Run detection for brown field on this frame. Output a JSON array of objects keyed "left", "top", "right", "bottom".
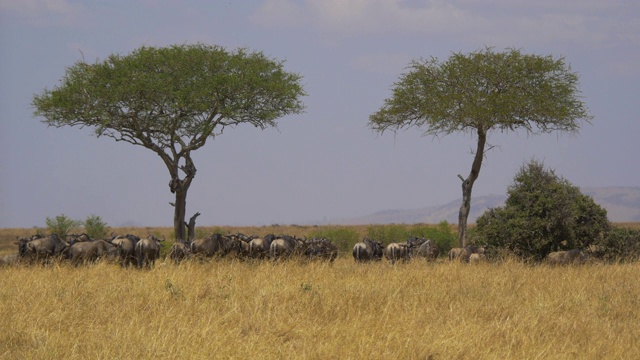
[{"left": 1, "top": 224, "right": 639, "bottom": 359}]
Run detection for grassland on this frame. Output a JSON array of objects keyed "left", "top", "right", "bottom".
[{"left": 1, "top": 225, "right": 639, "bottom": 359}]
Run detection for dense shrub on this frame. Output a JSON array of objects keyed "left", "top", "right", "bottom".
[
  {"left": 84, "top": 214, "right": 109, "bottom": 240},
  {"left": 473, "top": 160, "right": 610, "bottom": 260},
  {"left": 45, "top": 214, "right": 82, "bottom": 238},
  {"left": 592, "top": 226, "right": 640, "bottom": 262}
]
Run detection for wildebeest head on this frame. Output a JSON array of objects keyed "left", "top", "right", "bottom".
[{"left": 14, "top": 237, "right": 30, "bottom": 257}]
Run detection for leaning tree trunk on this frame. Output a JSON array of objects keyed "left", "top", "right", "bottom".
[
  {"left": 185, "top": 212, "right": 200, "bottom": 242},
  {"left": 457, "top": 127, "right": 487, "bottom": 248}
]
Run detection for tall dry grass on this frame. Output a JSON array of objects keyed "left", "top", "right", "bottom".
[{"left": 1, "top": 258, "right": 639, "bottom": 359}]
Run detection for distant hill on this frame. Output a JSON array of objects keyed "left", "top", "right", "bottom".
[{"left": 333, "top": 186, "right": 640, "bottom": 225}]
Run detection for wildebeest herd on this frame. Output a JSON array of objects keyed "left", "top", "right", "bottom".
[
  {"left": 1, "top": 232, "right": 587, "bottom": 267},
  {"left": 352, "top": 237, "right": 486, "bottom": 264},
  {"left": 3, "top": 233, "right": 339, "bottom": 267}
]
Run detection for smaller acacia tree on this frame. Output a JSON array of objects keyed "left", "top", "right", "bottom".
[
  {"left": 369, "top": 47, "right": 592, "bottom": 247},
  {"left": 473, "top": 160, "right": 610, "bottom": 260}
]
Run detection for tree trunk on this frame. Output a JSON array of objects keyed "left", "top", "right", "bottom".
[
  {"left": 457, "top": 128, "right": 487, "bottom": 248},
  {"left": 173, "top": 187, "right": 187, "bottom": 242},
  {"left": 457, "top": 177, "right": 472, "bottom": 248},
  {"left": 185, "top": 212, "right": 200, "bottom": 242},
  {"left": 167, "top": 154, "right": 196, "bottom": 242}
]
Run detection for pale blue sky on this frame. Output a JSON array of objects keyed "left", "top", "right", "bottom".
[{"left": 1, "top": 0, "right": 638, "bottom": 228}]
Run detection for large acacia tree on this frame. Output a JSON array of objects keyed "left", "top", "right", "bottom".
[
  {"left": 33, "top": 44, "right": 306, "bottom": 240},
  {"left": 369, "top": 47, "right": 592, "bottom": 247}
]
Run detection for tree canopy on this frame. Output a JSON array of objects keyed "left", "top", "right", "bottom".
[
  {"left": 473, "top": 160, "right": 610, "bottom": 260},
  {"left": 33, "top": 43, "right": 306, "bottom": 240},
  {"left": 369, "top": 47, "right": 592, "bottom": 247}
]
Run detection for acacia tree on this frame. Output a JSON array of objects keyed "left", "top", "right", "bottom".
[
  {"left": 33, "top": 44, "right": 306, "bottom": 241},
  {"left": 369, "top": 47, "right": 592, "bottom": 247}
]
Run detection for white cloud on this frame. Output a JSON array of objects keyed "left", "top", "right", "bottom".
[
  {"left": 251, "top": 0, "right": 640, "bottom": 47},
  {"left": 0, "top": 0, "right": 84, "bottom": 26}
]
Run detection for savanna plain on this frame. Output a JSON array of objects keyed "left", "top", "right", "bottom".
[{"left": 1, "top": 225, "right": 639, "bottom": 359}]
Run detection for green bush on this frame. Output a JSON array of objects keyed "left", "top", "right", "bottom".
[
  {"left": 473, "top": 160, "right": 610, "bottom": 261},
  {"left": 307, "top": 227, "right": 360, "bottom": 253},
  {"left": 365, "top": 222, "right": 455, "bottom": 256},
  {"left": 366, "top": 224, "right": 408, "bottom": 244},
  {"left": 45, "top": 214, "right": 82, "bottom": 238},
  {"left": 84, "top": 214, "right": 109, "bottom": 240},
  {"left": 592, "top": 226, "right": 640, "bottom": 262},
  {"left": 408, "top": 221, "right": 456, "bottom": 255}
]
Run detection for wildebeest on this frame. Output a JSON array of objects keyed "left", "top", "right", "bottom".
[
  {"left": 0, "top": 253, "right": 19, "bottom": 266},
  {"left": 15, "top": 237, "right": 31, "bottom": 258},
  {"left": 67, "top": 233, "right": 92, "bottom": 245},
  {"left": 449, "top": 245, "right": 485, "bottom": 262},
  {"left": 135, "top": 235, "right": 164, "bottom": 268},
  {"left": 546, "top": 249, "right": 586, "bottom": 265},
  {"left": 67, "top": 239, "right": 118, "bottom": 265},
  {"left": 469, "top": 253, "right": 487, "bottom": 264},
  {"left": 111, "top": 234, "right": 140, "bottom": 267},
  {"left": 24, "top": 234, "right": 70, "bottom": 262},
  {"left": 269, "top": 235, "right": 303, "bottom": 260},
  {"left": 413, "top": 239, "right": 440, "bottom": 261},
  {"left": 304, "top": 238, "right": 339, "bottom": 262},
  {"left": 384, "top": 242, "right": 410, "bottom": 265},
  {"left": 169, "top": 240, "right": 192, "bottom": 264},
  {"left": 448, "top": 247, "right": 469, "bottom": 261},
  {"left": 249, "top": 234, "right": 277, "bottom": 259},
  {"left": 352, "top": 238, "right": 384, "bottom": 262},
  {"left": 190, "top": 234, "right": 236, "bottom": 258}
]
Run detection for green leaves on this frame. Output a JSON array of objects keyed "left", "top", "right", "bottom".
[
  {"left": 369, "top": 47, "right": 591, "bottom": 137},
  {"left": 474, "top": 160, "right": 610, "bottom": 260},
  {"left": 45, "top": 214, "right": 83, "bottom": 237},
  {"left": 32, "top": 43, "right": 306, "bottom": 154}
]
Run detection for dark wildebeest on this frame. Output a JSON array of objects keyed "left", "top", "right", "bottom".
[
  {"left": 67, "top": 233, "right": 92, "bottom": 246},
  {"left": 414, "top": 239, "right": 440, "bottom": 261},
  {"left": 190, "top": 234, "right": 235, "bottom": 259},
  {"left": 111, "top": 234, "right": 140, "bottom": 267},
  {"left": 219, "top": 233, "right": 253, "bottom": 260},
  {"left": 135, "top": 235, "right": 164, "bottom": 268},
  {"left": 249, "top": 234, "right": 276, "bottom": 259},
  {"left": 67, "top": 239, "right": 118, "bottom": 265},
  {"left": 305, "top": 238, "right": 339, "bottom": 262},
  {"left": 384, "top": 242, "right": 410, "bottom": 265},
  {"left": 546, "top": 249, "right": 586, "bottom": 265},
  {"left": 15, "top": 237, "right": 31, "bottom": 258},
  {"left": 14, "top": 235, "right": 44, "bottom": 259},
  {"left": 352, "top": 238, "right": 384, "bottom": 262},
  {"left": 25, "top": 234, "right": 70, "bottom": 263},
  {"left": 169, "top": 240, "right": 192, "bottom": 264}
]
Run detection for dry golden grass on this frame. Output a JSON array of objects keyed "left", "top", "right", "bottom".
[{"left": 1, "top": 257, "right": 639, "bottom": 359}]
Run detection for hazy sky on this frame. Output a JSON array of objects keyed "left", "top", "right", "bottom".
[{"left": 1, "top": 0, "right": 638, "bottom": 228}]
